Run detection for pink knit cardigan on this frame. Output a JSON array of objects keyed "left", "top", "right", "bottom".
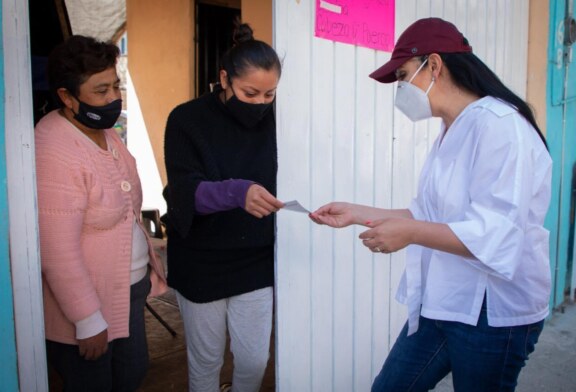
[{"left": 35, "top": 110, "right": 167, "bottom": 344}]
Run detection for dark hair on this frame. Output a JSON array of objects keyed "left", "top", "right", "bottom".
[
  {"left": 420, "top": 50, "right": 547, "bottom": 148},
  {"left": 47, "top": 35, "right": 120, "bottom": 107},
  {"left": 221, "top": 23, "right": 282, "bottom": 82}
]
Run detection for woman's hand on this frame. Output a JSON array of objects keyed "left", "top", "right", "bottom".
[
  {"left": 309, "top": 202, "right": 361, "bottom": 228},
  {"left": 78, "top": 329, "right": 108, "bottom": 360},
  {"left": 245, "top": 184, "right": 284, "bottom": 218},
  {"left": 359, "top": 218, "right": 415, "bottom": 253}
]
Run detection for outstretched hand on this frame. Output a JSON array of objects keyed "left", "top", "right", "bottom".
[
  {"left": 245, "top": 184, "right": 284, "bottom": 218},
  {"left": 309, "top": 202, "right": 359, "bottom": 228}
]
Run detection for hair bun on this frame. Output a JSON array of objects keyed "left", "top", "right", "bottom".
[{"left": 233, "top": 23, "right": 254, "bottom": 45}]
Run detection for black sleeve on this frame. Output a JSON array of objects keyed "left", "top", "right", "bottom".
[{"left": 163, "top": 103, "right": 219, "bottom": 238}]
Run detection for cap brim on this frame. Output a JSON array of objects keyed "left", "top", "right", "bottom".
[{"left": 369, "top": 57, "right": 408, "bottom": 83}]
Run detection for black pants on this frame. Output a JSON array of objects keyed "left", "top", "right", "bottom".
[{"left": 46, "top": 275, "right": 151, "bottom": 392}]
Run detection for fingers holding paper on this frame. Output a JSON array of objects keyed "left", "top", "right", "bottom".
[
  {"left": 309, "top": 202, "right": 361, "bottom": 228},
  {"left": 245, "top": 184, "right": 284, "bottom": 218},
  {"left": 310, "top": 202, "right": 419, "bottom": 253}
]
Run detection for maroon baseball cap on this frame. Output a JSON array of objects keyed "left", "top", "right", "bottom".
[{"left": 369, "top": 18, "right": 472, "bottom": 83}]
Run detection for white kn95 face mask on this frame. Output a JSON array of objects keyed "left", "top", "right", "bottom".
[{"left": 394, "top": 58, "right": 435, "bottom": 122}]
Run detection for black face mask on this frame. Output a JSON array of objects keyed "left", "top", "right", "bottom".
[
  {"left": 73, "top": 98, "right": 122, "bottom": 129},
  {"left": 224, "top": 88, "right": 273, "bottom": 128}
]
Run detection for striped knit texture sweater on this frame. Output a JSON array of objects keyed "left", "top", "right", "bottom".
[{"left": 35, "top": 110, "right": 167, "bottom": 344}]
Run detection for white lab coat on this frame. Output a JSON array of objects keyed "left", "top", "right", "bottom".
[{"left": 397, "top": 96, "right": 552, "bottom": 335}]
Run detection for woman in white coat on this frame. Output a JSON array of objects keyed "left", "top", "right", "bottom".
[{"left": 310, "top": 18, "right": 551, "bottom": 392}]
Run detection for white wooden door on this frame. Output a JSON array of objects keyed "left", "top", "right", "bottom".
[{"left": 274, "top": 1, "right": 530, "bottom": 391}]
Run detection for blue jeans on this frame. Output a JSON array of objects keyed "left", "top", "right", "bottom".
[
  {"left": 371, "top": 305, "right": 544, "bottom": 392},
  {"left": 46, "top": 274, "right": 151, "bottom": 392}
]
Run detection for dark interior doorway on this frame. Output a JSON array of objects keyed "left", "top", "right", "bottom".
[
  {"left": 196, "top": 2, "right": 241, "bottom": 97},
  {"left": 28, "top": 0, "right": 72, "bottom": 124}
]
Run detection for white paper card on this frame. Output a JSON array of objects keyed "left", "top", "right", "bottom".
[{"left": 283, "top": 200, "right": 310, "bottom": 214}]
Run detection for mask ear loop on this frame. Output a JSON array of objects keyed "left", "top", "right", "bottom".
[
  {"left": 408, "top": 56, "right": 429, "bottom": 84},
  {"left": 425, "top": 76, "right": 435, "bottom": 95},
  {"left": 223, "top": 69, "right": 237, "bottom": 102}
]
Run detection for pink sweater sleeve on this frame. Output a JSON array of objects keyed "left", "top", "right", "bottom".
[{"left": 36, "top": 139, "right": 102, "bottom": 325}]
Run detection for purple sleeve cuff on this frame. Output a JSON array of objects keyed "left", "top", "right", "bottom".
[{"left": 195, "top": 179, "right": 254, "bottom": 214}]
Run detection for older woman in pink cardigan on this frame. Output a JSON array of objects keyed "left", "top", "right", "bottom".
[{"left": 35, "top": 35, "right": 167, "bottom": 391}]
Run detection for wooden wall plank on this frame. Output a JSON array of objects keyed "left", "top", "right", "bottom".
[{"left": 275, "top": 0, "right": 313, "bottom": 390}]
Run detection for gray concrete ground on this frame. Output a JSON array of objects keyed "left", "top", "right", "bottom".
[
  {"left": 136, "top": 294, "right": 576, "bottom": 392},
  {"left": 433, "top": 301, "right": 576, "bottom": 392}
]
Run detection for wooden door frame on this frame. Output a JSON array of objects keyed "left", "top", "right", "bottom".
[{"left": 3, "top": 0, "right": 48, "bottom": 390}]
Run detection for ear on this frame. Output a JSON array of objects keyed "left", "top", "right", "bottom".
[
  {"left": 427, "top": 53, "right": 443, "bottom": 80},
  {"left": 219, "top": 70, "right": 229, "bottom": 89},
  {"left": 56, "top": 88, "right": 75, "bottom": 109}
]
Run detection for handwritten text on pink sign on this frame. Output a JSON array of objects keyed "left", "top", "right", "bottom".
[{"left": 315, "top": 0, "right": 395, "bottom": 52}]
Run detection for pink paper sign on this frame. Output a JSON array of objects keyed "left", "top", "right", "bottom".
[{"left": 315, "top": 0, "right": 395, "bottom": 52}]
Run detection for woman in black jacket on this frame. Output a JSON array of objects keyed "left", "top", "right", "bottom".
[{"left": 164, "top": 23, "right": 283, "bottom": 392}]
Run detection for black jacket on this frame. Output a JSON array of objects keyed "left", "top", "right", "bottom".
[{"left": 163, "top": 89, "right": 277, "bottom": 302}]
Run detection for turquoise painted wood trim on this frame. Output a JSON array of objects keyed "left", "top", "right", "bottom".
[
  {"left": 0, "top": 4, "right": 21, "bottom": 391},
  {"left": 544, "top": 0, "right": 576, "bottom": 309}
]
